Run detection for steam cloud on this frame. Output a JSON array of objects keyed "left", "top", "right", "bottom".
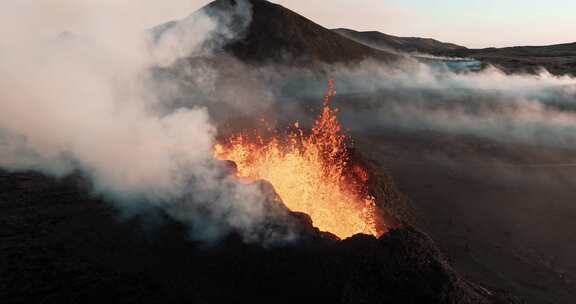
[
  {"left": 0, "top": 0, "right": 297, "bottom": 244},
  {"left": 330, "top": 60, "right": 576, "bottom": 148},
  {"left": 268, "top": 59, "right": 576, "bottom": 149}
]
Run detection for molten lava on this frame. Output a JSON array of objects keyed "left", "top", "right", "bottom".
[{"left": 214, "top": 81, "right": 381, "bottom": 239}]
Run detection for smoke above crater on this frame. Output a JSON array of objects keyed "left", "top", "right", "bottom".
[{"left": 0, "top": 0, "right": 299, "bottom": 244}]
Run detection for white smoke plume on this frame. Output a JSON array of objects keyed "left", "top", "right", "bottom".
[
  {"left": 266, "top": 59, "right": 576, "bottom": 149},
  {"left": 331, "top": 60, "right": 576, "bottom": 148},
  {"left": 0, "top": 0, "right": 297, "bottom": 243}
]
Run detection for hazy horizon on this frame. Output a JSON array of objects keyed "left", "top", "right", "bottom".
[{"left": 2, "top": 0, "right": 575, "bottom": 49}]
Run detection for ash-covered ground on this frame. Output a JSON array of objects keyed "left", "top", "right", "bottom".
[
  {"left": 0, "top": 168, "right": 521, "bottom": 304},
  {"left": 356, "top": 130, "right": 576, "bottom": 304}
]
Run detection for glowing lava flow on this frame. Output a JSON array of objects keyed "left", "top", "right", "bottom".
[{"left": 214, "top": 81, "right": 380, "bottom": 239}]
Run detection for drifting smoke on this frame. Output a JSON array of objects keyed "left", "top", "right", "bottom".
[
  {"left": 263, "top": 59, "right": 576, "bottom": 149},
  {"left": 0, "top": 0, "right": 300, "bottom": 244},
  {"left": 333, "top": 60, "right": 576, "bottom": 148}
]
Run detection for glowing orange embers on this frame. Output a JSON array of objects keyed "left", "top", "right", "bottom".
[{"left": 214, "top": 80, "right": 380, "bottom": 239}]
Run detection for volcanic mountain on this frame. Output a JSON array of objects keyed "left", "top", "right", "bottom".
[
  {"left": 333, "top": 28, "right": 467, "bottom": 54},
  {"left": 155, "top": 0, "right": 399, "bottom": 64}
]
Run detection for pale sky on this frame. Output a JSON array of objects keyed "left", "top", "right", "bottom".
[
  {"left": 3, "top": 0, "right": 575, "bottom": 48},
  {"left": 274, "top": 0, "right": 576, "bottom": 48}
]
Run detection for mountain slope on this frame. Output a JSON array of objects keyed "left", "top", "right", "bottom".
[
  {"left": 156, "top": 0, "right": 399, "bottom": 64},
  {"left": 223, "top": 0, "right": 398, "bottom": 63},
  {"left": 333, "top": 28, "right": 467, "bottom": 54}
]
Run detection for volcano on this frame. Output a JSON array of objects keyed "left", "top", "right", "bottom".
[
  {"left": 0, "top": 0, "right": 532, "bottom": 303},
  {"left": 0, "top": 169, "right": 523, "bottom": 303}
]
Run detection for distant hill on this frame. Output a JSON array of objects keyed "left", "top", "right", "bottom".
[
  {"left": 155, "top": 0, "right": 399, "bottom": 65},
  {"left": 439, "top": 43, "right": 576, "bottom": 75},
  {"left": 333, "top": 28, "right": 576, "bottom": 76},
  {"left": 333, "top": 28, "right": 467, "bottom": 54}
]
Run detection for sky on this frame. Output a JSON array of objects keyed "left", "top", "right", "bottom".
[
  {"left": 273, "top": 0, "right": 576, "bottom": 48},
  {"left": 2, "top": 0, "right": 574, "bottom": 48}
]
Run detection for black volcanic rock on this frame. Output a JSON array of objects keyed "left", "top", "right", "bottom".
[
  {"left": 334, "top": 28, "right": 467, "bottom": 54},
  {"left": 0, "top": 170, "right": 522, "bottom": 303},
  {"left": 222, "top": 0, "right": 398, "bottom": 64},
  {"left": 348, "top": 148, "right": 415, "bottom": 229}
]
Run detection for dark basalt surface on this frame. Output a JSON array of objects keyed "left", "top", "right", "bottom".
[
  {"left": 0, "top": 170, "right": 522, "bottom": 303},
  {"left": 221, "top": 0, "right": 397, "bottom": 64}
]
